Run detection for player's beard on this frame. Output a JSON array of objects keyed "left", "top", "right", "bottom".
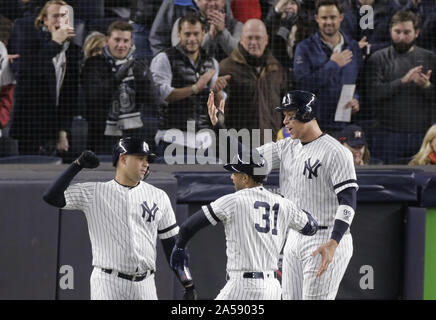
[{"left": 392, "top": 39, "right": 415, "bottom": 54}]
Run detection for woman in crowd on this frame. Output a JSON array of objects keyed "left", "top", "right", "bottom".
[{"left": 409, "top": 124, "right": 436, "bottom": 165}]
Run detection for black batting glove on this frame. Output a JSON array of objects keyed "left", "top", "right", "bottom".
[
  {"left": 75, "top": 150, "right": 100, "bottom": 169},
  {"left": 183, "top": 285, "right": 198, "bottom": 300},
  {"left": 170, "top": 246, "right": 189, "bottom": 270}
]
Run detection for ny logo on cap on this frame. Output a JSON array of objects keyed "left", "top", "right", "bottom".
[
  {"left": 143, "top": 142, "right": 149, "bottom": 152},
  {"left": 141, "top": 201, "right": 159, "bottom": 222},
  {"left": 282, "top": 94, "right": 292, "bottom": 106}
]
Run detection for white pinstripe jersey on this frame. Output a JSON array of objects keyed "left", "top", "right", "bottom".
[
  {"left": 258, "top": 134, "right": 358, "bottom": 227},
  {"left": 202, "top": 186, "right": 309, "bottom": 272},
  {"left": 63, "top": 180, "right": 179, "bottom": 273}
]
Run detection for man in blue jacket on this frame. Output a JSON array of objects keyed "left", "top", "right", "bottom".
[{"left": 293, "top": 0, "right": 363, "bottom": 136}]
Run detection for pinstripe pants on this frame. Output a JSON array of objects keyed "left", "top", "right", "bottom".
[
  {"left": 282, "top": 229, "right": 353, "bottom": 300},
  {"left": 215, "top": 271, "right": 282, "bottom": 300},
  {"left": 90, "top": 267, "right": 158, "bottom": 300}
]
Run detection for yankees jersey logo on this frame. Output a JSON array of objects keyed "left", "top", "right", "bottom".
[
  {"left": 141, "top": 201, "right": 159, "bottom": 222},
  {"left": 303, "top": 157, "right": 322, "bottom": 179}
]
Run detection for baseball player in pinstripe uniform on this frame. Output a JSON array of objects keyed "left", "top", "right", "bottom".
[
  {"left": 43, "top": 136, "right": 197, "bottom": 300},
  {"left": 208, "top": 90, "right": 358, "bottom": 300},
  {"left": 170, "top": 148, "right": 318, "bottom": 300}
]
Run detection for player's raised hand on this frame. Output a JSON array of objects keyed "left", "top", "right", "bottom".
[
  {"left": 311, "top": 239, "right": 338, "bottom": 277},
  {"left": 207, "top": 91, "right": 225, "bottom": 126},
  {"left": 75, "top": 150, "right": 100, "bottom": 169}
]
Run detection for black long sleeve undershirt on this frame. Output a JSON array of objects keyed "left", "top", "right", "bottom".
[
  {"left": 331, "top": 187, "right": 357, "bottom": 243},
  {"left": 176, "top": 210, "right": 213, "bottom": 249},
  {"left": 43, "top": 162, "right": 82, "bottom": 208}
]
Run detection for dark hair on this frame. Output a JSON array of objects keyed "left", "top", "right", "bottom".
[
  {"left": 390, "top": 10, "right": 420, "bottom": 30},
  {"left": 251, "top": 174, "right": 266, "bottom": 184},
  {"left": 107, "top": 20, "right": 133, "bottom": 37},
  {"left": 315, "top": 0, "right": 343, "bottom": 14},
  {"left": 178, "top": 14, "right": 205, "bottom": 32}
]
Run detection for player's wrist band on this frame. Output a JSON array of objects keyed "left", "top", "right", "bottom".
[{"left": 334, "top": 205, "right": 355, "bottom": 225}]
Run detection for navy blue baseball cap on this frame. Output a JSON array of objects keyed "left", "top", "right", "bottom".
[
  {"left": 112, "top": 136, "right": 156, "bottom": 167},
  {"left": 338, "top": 125, "right": 367, "bottom": 147},
  {"left": 224, "top": 148, "right": 267, "bottom": 179}
]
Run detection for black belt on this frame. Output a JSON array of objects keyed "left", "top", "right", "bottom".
[
  {"left": 226, "top": 272, "right": 278, "bottom": 280},
  {"left": 243, "top": 272, "right": 278, "bottom": 279},
  {"left": 318, "top": 226, "right": 328, "bottom": 230},
  {"left": 101, "top": 268, "right": 154, "bottom": 282}
]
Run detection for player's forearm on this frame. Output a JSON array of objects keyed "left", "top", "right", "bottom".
[
  {"left": 331, "top": 187, "right": 357, "bottom": 243},
  {"left": 43, "top": 162, "right": 82, "bottom": 208},
  {"left": 161, "top": 236, "right": 176, "bottom": 263},
  {"left": 176, "top": 210, "right": 212, "bottom": 248}
]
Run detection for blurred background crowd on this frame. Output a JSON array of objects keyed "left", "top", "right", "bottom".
[{"left": 0, "top": 0, "right": 436, "bottom": 166}]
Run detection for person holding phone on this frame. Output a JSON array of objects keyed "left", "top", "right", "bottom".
[{"left": 9, "top": 0, "right": 81, "bottom": 161}]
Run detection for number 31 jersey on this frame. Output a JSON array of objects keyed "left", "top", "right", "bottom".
[{"left": 201, "top": 186, "right": 309, "bottom": 272}]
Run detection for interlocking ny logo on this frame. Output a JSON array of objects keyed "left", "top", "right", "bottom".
[
  {"left": 303, "top": 157, "right": 322, "bottom": 179},
  {"left": 141, "top": 201, "right": 159, "bottom": 222}
]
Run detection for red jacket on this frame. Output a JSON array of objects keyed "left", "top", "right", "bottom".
[{"left": 0, "top": 83, "right": 14, "bottom": 128}]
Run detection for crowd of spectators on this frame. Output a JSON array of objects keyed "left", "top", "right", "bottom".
[{"left": 0, "top": 0, "right": 435, "bottom": 165}]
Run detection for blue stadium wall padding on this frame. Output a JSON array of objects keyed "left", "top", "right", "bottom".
[
  {"left": 402, "top": 207, "right": 426, "bottom": 300},
  {"left": 175, "top": 170, "right": 419, "bottom": 203},
  {"left": 420, "top": 176, "right": 436, "bottom": 207}
]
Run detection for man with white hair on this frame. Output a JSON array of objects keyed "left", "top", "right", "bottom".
[{"left": 218, "top": 18, "right": 288, "bottom": 144}]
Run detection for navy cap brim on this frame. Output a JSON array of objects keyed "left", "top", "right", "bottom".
[
  {"left": 128, "top": 152, "right": 157, "bottom": 162},
  {"left": 275, "top": 105, "right": 297, "bottom": 112},
  {"left": 223, "top": 163, "right": 241, "bottom": 173}
]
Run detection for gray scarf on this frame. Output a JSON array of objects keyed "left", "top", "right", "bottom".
[{"left": 101, "top": 45, "right": 143, "bottom": 136}]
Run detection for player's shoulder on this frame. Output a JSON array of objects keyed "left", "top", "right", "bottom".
[
  {"left": 321, "top": 134, "right": 351, "bottom": 153},
  {"left": 320, "top": 134, "right": 354, "bottom": 163},
  {"left": 69, "top": 180, "right": 99, "bottom": 190},
  {"left": 274, "top": 136, "right": 300, "bottom": 153},
  {"left": 138, "top": 181, "right": 168, "bottom": 196},
  {"left": 216, "top": 191, "right": 238, "bottom": 203}
]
